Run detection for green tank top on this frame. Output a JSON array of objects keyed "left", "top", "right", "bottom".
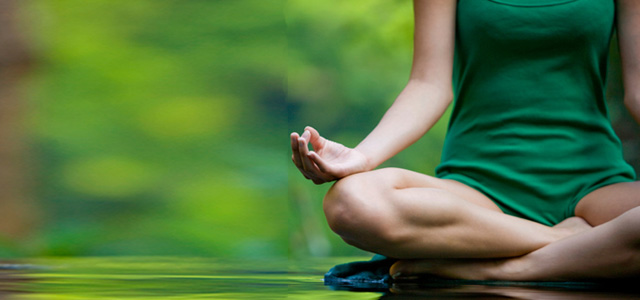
[{"left": 435, "top": 0, "right": 636, "bottom": 225}]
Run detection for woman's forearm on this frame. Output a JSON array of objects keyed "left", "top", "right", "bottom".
[{"left": 355, "top": 80, "right": 453, "bottom": 170}]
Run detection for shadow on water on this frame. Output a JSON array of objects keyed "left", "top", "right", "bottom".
[{"left": 0, "top": 257, "right": 637, "bottom": 299}]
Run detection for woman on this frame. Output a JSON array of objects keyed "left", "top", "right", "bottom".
[{"left": 291, "top": 0, "right": 640, "bottom": 281}]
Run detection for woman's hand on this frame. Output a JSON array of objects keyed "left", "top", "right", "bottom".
[{"left": 291, "top": 126, "right": 369, "bottom": 184}]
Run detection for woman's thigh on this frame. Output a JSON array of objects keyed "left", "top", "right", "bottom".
[
  {"left": 325, "top": 168, "right": 570, "bottom": 258},
  {"left": 575, "top": 181, "right": 640, "bottom": 226},
  {"left": 337, "top": 167, "right": 502, "bottom": 212}
]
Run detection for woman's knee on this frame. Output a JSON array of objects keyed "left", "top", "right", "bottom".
[
  {"left": 613, "top": 206, "right": 640, "bottom": 244},
  {"left": 322, "top": 168, "right": 458, "bottom": 252},
  {"left": 323, "top": 169, "right": 397, "bottom": 241}
]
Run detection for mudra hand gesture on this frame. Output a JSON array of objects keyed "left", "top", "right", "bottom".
[{"left": 291, "top": 126, "right": 369, "bottom": 184}]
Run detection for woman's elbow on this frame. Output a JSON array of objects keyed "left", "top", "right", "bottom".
[{"left": 623, "top": 94, "right": 640, "bottom": 123}]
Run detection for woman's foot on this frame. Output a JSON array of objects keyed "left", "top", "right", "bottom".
[
  {"left": 552, "top": 216, "right": 592, "bottom": 238},
  {"left": 389, "top": 217, "right": 593, "bottom": 281},
  {"left": 390, "top": 258, "right": 508, "bottom": 281}
]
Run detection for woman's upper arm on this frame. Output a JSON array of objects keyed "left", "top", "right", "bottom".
[
  {"left": 617, "top": 0, "right": 640, "bottom": 106},
  {"left": 410, "top": 0, "right": 457, "bottom": 93}
]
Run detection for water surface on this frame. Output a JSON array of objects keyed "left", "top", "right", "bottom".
[{"left": 0, "top": 257, "right": 637, "bottom": 299}]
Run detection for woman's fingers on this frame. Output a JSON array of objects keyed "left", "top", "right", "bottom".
[
  {"left": 297, "top": 133, "right": 313, "bottom": 170},
  {"left": 290, "top": 133, "right": 311, "bottom": 179},
  {"left": 297, "top": 132, "right": 331, "bottom": 183},
  {"left": 305, "top": 126, "right": 325, "bottom": 151},
  {"left": 301, "top": 130, "right": 311, "bottom": 146},
  {"left": 298, "top": 134, "right": 321, "bottom": 174},
  {"left": 293, "top": 154, "right": 312, "bottom": 180},
  {"left": 308, "top": 151, "right": 336, "bottom": 178},
  {"left": 290, "top": 133, "right": 304, "bottom": 169},
  {"left": 291, "top": 127, "right": 337, "bottom": 184},
  {"left": 292, "top": 132, "right": 318, "bottom": 180}
]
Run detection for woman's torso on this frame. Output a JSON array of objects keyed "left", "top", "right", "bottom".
[{"left": 435, "top": 0, "right": 636, "bottom": 225}]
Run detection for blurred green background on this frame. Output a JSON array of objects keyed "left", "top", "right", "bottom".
[
  {"left": 0, "top": 0, "right": 637, "bottom": 259},
  {"left": 2, "top": 0, "right": 286, "bottom": 257}
]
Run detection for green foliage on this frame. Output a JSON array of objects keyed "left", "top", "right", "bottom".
[
  {"left": 20, "top": 0, "right": 443, "bottom": 258},
  {"left": 21, "top": 0, "right": 287, "bottom": 257}
]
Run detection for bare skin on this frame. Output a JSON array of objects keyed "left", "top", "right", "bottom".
[
  {"left": 291, "top": 0, "right": 640, "bottom": 281},
  {"left": 322, "top": 167, "right": 586, "bottom": 259}
]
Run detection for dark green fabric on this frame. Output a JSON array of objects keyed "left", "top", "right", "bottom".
[{"left": 436, "top": 0, "right": 636, "bottom": 226}]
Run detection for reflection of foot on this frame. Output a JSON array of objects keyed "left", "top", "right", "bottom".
[
  {"left": 389, "top": 283, "right": 621, "bottom": 300},
  {"left": 553, "top": 216, "right": 592, "bottom": 239}
]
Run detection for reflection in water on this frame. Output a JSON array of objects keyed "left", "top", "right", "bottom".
[
  {"left": 0, "top": 257, "right": 637, "bottom": 299},
  {"left": 384, "top": 282, "right": 640, "bottom": 299}
]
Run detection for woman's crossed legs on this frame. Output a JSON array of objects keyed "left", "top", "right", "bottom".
[{"left": 323, "top": 168, "right": 640, "bottom": 281}]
